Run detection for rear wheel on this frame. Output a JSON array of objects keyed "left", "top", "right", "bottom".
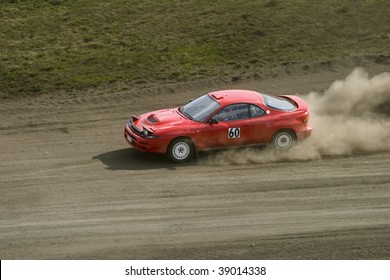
[
  {"left": 271, "top": 130, "right": 296, "bottom": 151},
  {"left": 167, "top": 137, "right": 195, "bottom": 163}
]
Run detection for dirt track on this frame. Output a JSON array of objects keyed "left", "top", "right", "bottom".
[{"left": 1, "top": 65, "right": 390, "bottom": 259}]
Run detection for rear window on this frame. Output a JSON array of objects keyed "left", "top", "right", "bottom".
[{"left": 262, "top": 94, "right": 296, "bottom": 111}]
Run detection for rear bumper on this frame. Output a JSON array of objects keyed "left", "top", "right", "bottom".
[
  {"left": 305, "top": 125, "right": 313, "bottom": 137},
  {"left": 296, "top": 124, "right": 313, "bottom": 141}
]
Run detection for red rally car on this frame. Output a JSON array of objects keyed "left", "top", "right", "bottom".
[{"left": 124, "top": 90, "right": 312, "bottom": 162}]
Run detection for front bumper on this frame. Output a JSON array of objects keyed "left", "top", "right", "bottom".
[{"left": 124, "top": 122, "right": 155, "bottom": 152}]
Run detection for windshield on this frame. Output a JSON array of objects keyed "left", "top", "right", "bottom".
[
  {"left": 262, "top": 94, "right": 296, "bottom": 111},
  {"left": 180, "top": 94, "right": 221, "bottom": 122}
]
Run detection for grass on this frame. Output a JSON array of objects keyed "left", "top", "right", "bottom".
[{"left": 0, "top": 0, "right": 389, "bottom": 98}]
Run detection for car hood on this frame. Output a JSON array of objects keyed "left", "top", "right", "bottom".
[{"left": 136, "top": 108, "right": 193, "bottom": 133}]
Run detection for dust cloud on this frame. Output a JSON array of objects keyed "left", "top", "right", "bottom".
[{"left": 204, "top": 68, "right": 390, "bottom": 165}]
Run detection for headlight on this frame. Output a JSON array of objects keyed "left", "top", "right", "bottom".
[
  {"left": 142, "top": 128, "right": 148, "bottom": 136},
  {"left": 142, "top": 127, "right": 159, "bottom": 139}
]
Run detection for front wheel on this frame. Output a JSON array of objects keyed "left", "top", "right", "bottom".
[
  {"left": 271, "top": 130, "right": 296, "bottom": 151},
  {"left": 167, "top": 138, "right": 195, "bottom": 163}
]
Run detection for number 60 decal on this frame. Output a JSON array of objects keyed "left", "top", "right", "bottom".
[{"left": 228, "top": 128, "right": 240, "bottom": 138}]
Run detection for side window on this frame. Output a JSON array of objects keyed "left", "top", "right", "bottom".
[
  {"left": 249, "top": 104, "right": 265, "bottom": 117},
  {"left": 214, "top": 104, "right": 249, "bottom": 122}
]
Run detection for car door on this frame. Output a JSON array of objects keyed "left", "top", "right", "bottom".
[
  {"left": 200, "top": 103, "right": 253, "bottom": 149},
  {"left": 249, "top": 104, "right": 270, "bottom": 144}
]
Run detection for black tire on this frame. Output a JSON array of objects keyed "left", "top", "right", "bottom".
[
  {"left": 167, "top": 137, "right": 195, "bottom": 163},
  {"left": 271, "top": 129, "right": 296, "bottom": 151}
]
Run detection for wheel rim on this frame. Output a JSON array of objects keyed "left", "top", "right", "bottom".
[
  {"left": 275, "top": 132, "right": 293, "bottom": 150},
  {"left": 172, "top": 141, "right": 190, "bottom": 160}
]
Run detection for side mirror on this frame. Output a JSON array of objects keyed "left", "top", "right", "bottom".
[{"left": 208, "top": 118, "right": 219, "bottom": 124}]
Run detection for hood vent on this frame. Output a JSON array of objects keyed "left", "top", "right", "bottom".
[{"left": 147, "top": 114, "right": 158, "bottom": 123}]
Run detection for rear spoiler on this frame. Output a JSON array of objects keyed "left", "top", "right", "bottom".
[{"left": 278, "top": 95, "right": 309, "bottom": 110}]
